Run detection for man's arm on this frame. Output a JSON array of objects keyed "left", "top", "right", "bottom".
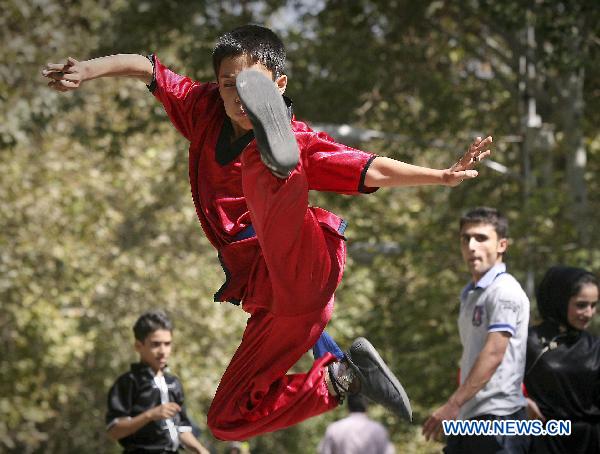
[
  {"left": 42, "top": 54, "right": 153, "bottom": 91},
  {"left": 106, "top": 402, "right": 181, "bottom": 441},
  {"left": 526, "top": 397, "right": 546, "bottom": 422},
  {"left": 422, "top": 331, "right": 510, "bottom": 441},
  {"left": 364, "top": 136, "right": 492, "bottom": 188},
  {"left": 179, "top": 431, "right": 211, "bottom": 454}
]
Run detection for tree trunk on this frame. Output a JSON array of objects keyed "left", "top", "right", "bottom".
[{"left": 560, "top": 67, "right": 589, "bottom": 246}]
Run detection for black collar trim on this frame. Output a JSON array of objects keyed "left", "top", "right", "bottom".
[{"left": 215, "top": 96, "right": 294, "bottom": 166}]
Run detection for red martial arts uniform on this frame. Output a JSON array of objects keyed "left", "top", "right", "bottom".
[{"left": 149, "top": 55, "right": 377, "bottom": 440}]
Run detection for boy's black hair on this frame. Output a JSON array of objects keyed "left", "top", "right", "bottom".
[
  {"left": 459, "top": 206, "right": 509, "bottom": 239},
  {"left": 212, "top": 24, "right": 286, "bottom": 80},
  {"left": 133, "top": 310, "right": 173, "bottom": 342}
]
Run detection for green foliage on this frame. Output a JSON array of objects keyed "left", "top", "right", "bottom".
[{"left": 1, "top": 0, "right": 598, "bottom": 452}]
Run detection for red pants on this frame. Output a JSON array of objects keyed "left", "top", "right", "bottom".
[{"left": 207, "top": 147, "right": 345, "bottom": 440}]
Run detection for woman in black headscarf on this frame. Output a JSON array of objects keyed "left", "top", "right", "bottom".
[{"left": 524, "top": 266, "right": 600, "bottom": 454}]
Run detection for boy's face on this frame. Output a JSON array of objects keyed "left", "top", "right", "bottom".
[
  {"left": 135, "top": 329, "right": 172, "bottom": 373},
  {"left": 459, "top": 222, "right": 507, "bottom": 282},
  {"left": 217, "top": 54, "right": 287, "bottom": 137}
]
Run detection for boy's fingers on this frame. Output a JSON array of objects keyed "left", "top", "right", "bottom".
[
  {"left": 459, "top": 170, "right": 478, "bottom": 180},
  {"left": 43, "top": 58, "right": 79, "bottom": 77},
  {"left": 48, "top": 80, "right": 65, "bottom": 91},
  {"left": 47, "top": 79, "right": 76, "bottom": 91},
  {"left": 468, "top": 139, "right": 479, "bottom": 154},
  {"left": 475, "top": 135, "right": 492, "bottom": 145},
  {"left": 44, "top": 63, "right": 65, "bottom": 71},
  {"left": 469, "top": 136, "right": 482, "bottom": 151},
  {"left": 466, "top": 136, "right": 492, "bottom": 164},
  {"left": 42, "top": 71, "right": 80, "bottom": 84},
  {"left": 66, "top": 56, "right": 79, "bottom": 66},
  {"left": 43, "top": 71, "right": 65, "bottom": 80},
  {"left": 476, "top": 136, "right": 493, "bottom": 151},
  {"left": 57, "top": 79, "right": 77, "bottom": 89},
  {"left": 62, "top": 73, "right": 81, "bottom": 82},
  {"left": 42, "top": 69, "right": 63, "bottom": 78},
  {"left": 470, "top": 149, "right": 491, "bottom": 164},
  {"left": 478, "top": 149, "right": 491, "bottom": 161},
  {"left": 470, "top": 135, "right": 492, "bottom": 153}
]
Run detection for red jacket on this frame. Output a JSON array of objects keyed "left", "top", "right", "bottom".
[{"left": 150, "top": 55, "right": 377, "bottom": 304}]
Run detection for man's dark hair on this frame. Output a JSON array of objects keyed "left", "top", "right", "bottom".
[
  {"left": 347, "top": 394, "right": 368, "bottom": 413},
  {"left": 212, "top": 24, "right": 286, "bottom": 80},
  {"left": 133, "top": 310, "right": 173, "bottom": 342},
  {"left": 459, "top": 206, "right": 509, "bottom": 239}
]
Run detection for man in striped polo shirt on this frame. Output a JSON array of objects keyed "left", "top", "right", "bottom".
[{"left": 423, "top": 207, "right": 530, "bottom": 453}]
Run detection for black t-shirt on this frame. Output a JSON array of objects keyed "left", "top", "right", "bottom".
[{"left": 106, "top": 363, "right": 193, "bottom": 453}]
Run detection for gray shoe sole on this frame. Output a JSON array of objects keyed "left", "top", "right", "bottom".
[
  {"left": 346, "top": 337, "right": 412, "bottom": 421},
  {"left": 236, "top": 70, "right": 299, "bottom": 178}
]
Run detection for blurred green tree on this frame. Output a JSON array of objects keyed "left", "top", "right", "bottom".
[{"left": 1, "top": 0, "right": 598, "bottom": 453}]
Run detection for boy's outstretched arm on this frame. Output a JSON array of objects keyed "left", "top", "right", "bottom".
[
  {"left": 364, "top": 136, "right": 492, "bottom": 188},
  {"left": 42, "top": 54, "right": 153, "bottom": 91}
]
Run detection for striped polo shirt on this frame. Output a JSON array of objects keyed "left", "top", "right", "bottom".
[{"left": 458, "top": 263, "right": 530, "bottom": 419}]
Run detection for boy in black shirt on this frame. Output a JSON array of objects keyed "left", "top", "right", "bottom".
[{"left": 106, "top": 310, "right": 209, "bottom": 453}]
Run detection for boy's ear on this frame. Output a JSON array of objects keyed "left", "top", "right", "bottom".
[
  {"left": 134, "top": 340, "right": 143, "bottom": 353},
  {"left": 497, "top": 237, "right": 508, "bottom": 254},
  {"left": 275, "top": 74, "right": 287, "bottom": 95}
]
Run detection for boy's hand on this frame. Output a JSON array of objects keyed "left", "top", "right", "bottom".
[
  {"left": 42, "top": 57, "right": 85, "bottom": 92},
  {"left": 148, "top": 402, "right": 181, "bottom": 420},
  {"left": 443, "top": 136, "right": 493, "bottom": 187}
]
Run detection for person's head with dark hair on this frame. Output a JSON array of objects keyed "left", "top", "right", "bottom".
[
  {"left": 459, "top": 207, "right": 509, "bottom": 282},
  {"left": 212, "top": 24, "right": 289, "bottom": 140},
  {"left": 133, "top": 310, "right": 173, "bottom": 342},
  {"left": 459, "top": 206, "right": 508, "bottom": 240},
  {"left": 537, "top": 266, "right": 599, "bottom": 331},
  {"left": 347, "top": 393, "right": 369, "bottom": 413},
  {"left": 213, "top": 24, "right": 286, "bottom": 80},
  {"left": 133, "top": 310, "right": 173, "bottom": 373}
]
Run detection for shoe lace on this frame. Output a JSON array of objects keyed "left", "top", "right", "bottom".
[{"left": 327, "top": 361, "right": 356, "bottom": 404}]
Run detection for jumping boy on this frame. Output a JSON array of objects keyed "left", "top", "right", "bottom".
[
  {"left": 44, "top": 24, "right": 492, "bottom": 441},
  {"left": 106, "top": 310, "right": 210, "bottom": 453}
]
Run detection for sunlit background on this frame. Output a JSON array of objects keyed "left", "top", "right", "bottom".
[{"left": 1, "top": 0, "right": 598, "bottom": 452}]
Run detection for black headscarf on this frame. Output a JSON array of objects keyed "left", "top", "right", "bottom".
[{"left": 536, "top": 265, "right": 595, "bottom": 328}]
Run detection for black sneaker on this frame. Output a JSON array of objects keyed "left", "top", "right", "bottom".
[
  {"left": 235, "top": 69, "right": 299, "bottom": 179},
  {"left": 345, "top": 337, "right": 412, "bottom": 421}
]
